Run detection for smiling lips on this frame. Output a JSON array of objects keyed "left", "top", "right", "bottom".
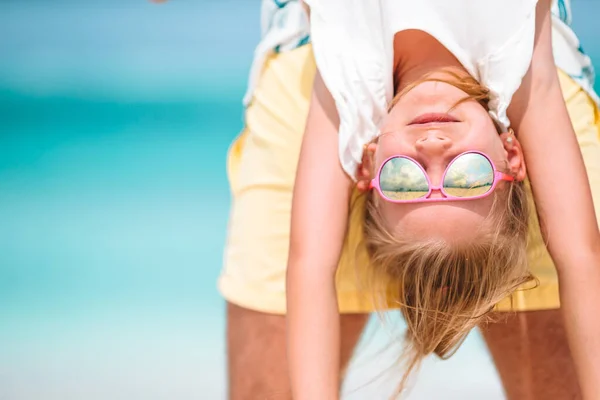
[{"left": 409, "top": 113, "right": 460, "bottom": 125}]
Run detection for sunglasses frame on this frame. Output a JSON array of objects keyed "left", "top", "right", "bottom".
[{"left": 369, "top": 150, "right": 515, "bottom": 203}]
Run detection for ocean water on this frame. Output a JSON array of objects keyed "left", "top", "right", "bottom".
[{"left": 0, "top": 1, "right": 598, "bottom": 399}]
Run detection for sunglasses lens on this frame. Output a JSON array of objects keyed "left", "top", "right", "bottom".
[
  {"left": 443, "top": 153, "right": 495, "bottom": 198},
  {"left": 379, "top": 157, "right": 429, "bottom": 201}
]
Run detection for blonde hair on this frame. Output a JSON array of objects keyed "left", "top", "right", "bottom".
[{"left": 364, "top": 67, "right": 533, "bottom": 394}]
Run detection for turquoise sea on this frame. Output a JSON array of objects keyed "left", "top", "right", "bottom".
[{"left": 1, "top": 1, "right": 599, "bottom": 399}]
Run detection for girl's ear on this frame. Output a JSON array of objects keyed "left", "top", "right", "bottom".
[
  {"left": 500, "top": 129, "right": 526, "bottom": 181},
  {"left": 356, "top": 142, "right": 377, "bottom": 192}
]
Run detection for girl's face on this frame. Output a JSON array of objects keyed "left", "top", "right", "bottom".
[{"left": 370, "top": 78, "right": 526, "bottom": 242}]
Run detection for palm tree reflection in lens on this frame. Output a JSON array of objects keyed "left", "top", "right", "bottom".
[
  {"left": 380, "top": 157, "right": 429, "bottom": 200},
  {"left": 443, "top": 153, "right": 494, "bottom": 198},
  {"left": 378, "top": 153, "right": 495, "bottom": 201}
]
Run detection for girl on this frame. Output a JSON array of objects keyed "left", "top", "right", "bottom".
[
  {"left": 286, "top": 0, "right": 600, "bottom": 398},
  {"left": 218, "top": 0, "right": 600, "bottom": 398}
]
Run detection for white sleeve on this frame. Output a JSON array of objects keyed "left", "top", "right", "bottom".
[
  {"left": 305, "top": 0, "right": 393, "bottom": 180},
  {"left": 479, "top": 2, "right": 537, "bottom": 131}
]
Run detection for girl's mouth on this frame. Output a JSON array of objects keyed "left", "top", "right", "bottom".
[{"left": 409, "top": 113, "right": 460, "bottom": 125}]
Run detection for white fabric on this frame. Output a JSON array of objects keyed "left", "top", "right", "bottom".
[
  {"left": 244, "top": 0, "right": 598, "bottom": 180},
  {"left": 306, "top": 0, "right": 539, "bottom": 178}
]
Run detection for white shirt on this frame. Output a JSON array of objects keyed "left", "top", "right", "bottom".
[{"left": 245, "top": 0, "right": 598, "bottom": 180}]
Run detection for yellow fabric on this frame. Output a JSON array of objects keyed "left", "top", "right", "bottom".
[{"left": 218, "top": 44, "right": 600, "bottom": 314}]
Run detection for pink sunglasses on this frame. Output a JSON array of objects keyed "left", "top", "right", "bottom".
[{"left": 369, "top": 151, "right": 514, "bottom": 203}]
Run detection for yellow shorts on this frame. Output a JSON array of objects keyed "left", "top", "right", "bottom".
[{"left": 218, "top": 44, "right": 600, "bottom": 314}]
